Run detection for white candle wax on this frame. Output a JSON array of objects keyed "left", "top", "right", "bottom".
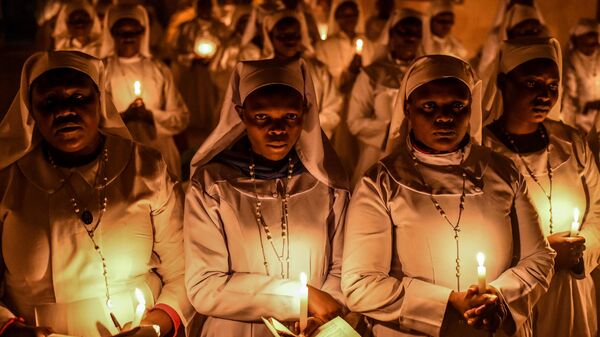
[
  {"left": 318, "top": 24, "right": 328, "bottom": 40},
  {"left": 132, "top": 288, "right": 145, "bottom": 328},
  {"left": 299, "top": 272, "right": 308, "bottom": 333},
  {"left": 133, "top": 81, "right": 142, "bottom": 98},
  {"left": 355, "top": 38, "right": 364, "bottom": 55},
  {"left": 476, "top": 252, "right": 486, "bottom": 293},
  {"left": 570, "top": 208, "right": 581, "bottom": 237}
]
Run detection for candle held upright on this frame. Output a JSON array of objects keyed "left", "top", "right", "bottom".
[
  {"left": 299, "top": 272, "right": 308, "bottom": 333},
  {"left": 133, "top": 81, "right": 142, "bottom": 98},
  {"left": 355, "top": 38, "right": 364, "bottom": 55},
  {"left": 476, "top": 252, "right": 487, "bottom": 293},
  {"left": 570, "top": 208, "right": 581, "bottom": 237}
]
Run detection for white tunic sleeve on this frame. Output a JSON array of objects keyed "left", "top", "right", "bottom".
[
  {"left": 313, "top": 64, "right": 343, "bottom": 138},
  {"left": 184, "top": 181, "right": 302, "bottom": 322},
  {"left": 347, "top": 71, "right": 388, "bottom": 147},
  {"left": 150, "top": 62, "right": 190, "bottom": 136},
  {"left": 562, "top": 61, "right": 579, "bottom": 127}
]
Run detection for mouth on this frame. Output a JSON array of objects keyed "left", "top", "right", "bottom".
[
  {"left": 266, "top": 142, "right": 288, "bottom": 150},
  {"left": 433, "top": 129, "right": 457, "bottom": 137},
  {"left": 532, "top": 106, "right": 551, "bottom": 113},
  {"left": 54, "top": 123, "right": 83, "bottom": 135}
]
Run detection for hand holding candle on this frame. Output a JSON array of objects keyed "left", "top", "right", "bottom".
[
  {"left": 299, "top": 272, "right": 308, "bottom": 333},
  {"left": 132, "top": 288, "right": 146, "bottom": 328},
  {"left": 570, "top": 208, "right": 581, "bottom": 237},
  {"left": 476, "top": 252, "right": 486, "bottom": 294},
  {"left": 354, "top": 38, "right": 364, "bottom": 55}
]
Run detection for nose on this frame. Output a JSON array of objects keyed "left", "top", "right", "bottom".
[
  {"left": 268, "top": 119, "right": 288, "bottom": 135},
  {"left": 536, "top": 85, "right": 553, "bottom": 102}
]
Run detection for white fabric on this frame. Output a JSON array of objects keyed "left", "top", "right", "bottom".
[
  {"left": 570, "top": 18, "right": 600, "bottom": 38},
  {"left": 385, "top": 54, "right": 483, "bottom": 154},
  {"left": 190, "top": 58, "right": 348, "bottom": 190},
  {"left": 326, "top": 0, "right": 365, "bottom": 38},
  {"left": 0, "top": 50, "right": 130, "bottom": 170},
  {"left": 99, "top": 4, "right": 151, "bottom": 58},
  {"left": 261, "top": 9, "right": 314, "bottom": 59},
  {"left": 483, "top": 37, "right": 563, "bottom": 125},
  {"left": 423, "top": 1, "right": 467, "bottom": 59},
  {"left": 52, "top": 0, "right": 102, "bottom": 56},
  {"left": 376, "top": 8, "right": 423, "bottom": 47}
]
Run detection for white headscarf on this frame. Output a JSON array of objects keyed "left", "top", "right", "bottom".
[
  {"left": 190, "top": 58, "right": 348, "bottom": 190},
  {"left": 567, "top": 18, "right": 600, "bottom": 51},
  {"left": 326, "top": 0, "right": 365, "bottom": 38},
  {"left": 99, "top": 4, "right": 151, "bottom": 58},
  {"left": 491, "top": 0, "right": 545, "bottom": 31},
  {"left": 422, "top": 0, "right": 457, "bottom": 56},
  {"left": 483, "top": 37, "right": 563, "bottom": 125},
  {"left": 261, "top": 9, "right": 314, "bottom": 59},
  {"left": 377, "top": 8, "right": 423, "bottom": 47},
  {"left": 0, "top": 50, "right": 130, "bottom": 170},
  {"left": 385, "top": 54, "right": 483, "bottom": 153},
  {"left": 52, "top": 0, "right": 102, "bottom": 48},
  {"left": 499, "top": 4, "right": 544, "bottom": 41}
]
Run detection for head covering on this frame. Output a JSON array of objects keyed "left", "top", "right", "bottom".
[
  {"left": 377, "top": 8, "right": 423, "bottom": 46},
  {"left": 430, "top": 0, "right": 453, "bottom": 17},
  {"left": 501, "top": 4, "right": 544, "bottom": 40},
  {"left": 422, "top": 1, "right": 461, "bottom": 57},
  {"left": 99, "top": 4, "right": 151, "bottom": 58},
  {"left": 240, "top": 3, "right": 287, "bottom": 47},
  {"left": 0, "top": 51, "right": 131, "bottom": 170},
  {"left": 327, "top": 0, "right": 365, "bottom": 38},
  {"left": 568, "top": 18, "right": 600, "bottom": 52},
  {"left": 385, "top": 54, "right": 482, "bottom": 153},
  {"left": 261, "top": 9, "right": 314, "bottom": 59},
  {"left": 190, "top": 58, "right": 348, "bottom": 190},
  {"left": 491, "top": 0, "right": 545, "bottom": 31},
  {"left": 483, "top": 37, "right": 563, "bottom": 124},
  {"left": 52, "top": 0, "right": 102, "bottom": 47}
]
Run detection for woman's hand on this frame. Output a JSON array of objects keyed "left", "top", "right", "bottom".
[
  {"left": 463, "top": 286, "right": 508, "bottom": 332},
  {"left": 307, "top": 286, "right": 343, "bottom": 323},
  {"left": 548, "top": 231, "right": 585, "bottom": 270},
  {"left": 449, "top": 285, "right": 497, "bottom": 316},
  {"left": 121, "top": 101, "right": 153, "bottom": 124},
  {"left": 348, "top": 54, "right": 362, "bottom": 74},
  {"left": 111, "top": 326, "right": 159, "bottom": 337},
  {"left": 2, "top": 321, "right": 53, "bottom": 337},
  {"left": 294, "top": 317, "right": 324, "bottom": 337}
]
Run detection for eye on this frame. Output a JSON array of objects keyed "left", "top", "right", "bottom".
[
  {"left": 526, "top": 80, "right": 536, "bottom": 88},
  {"left": 254, "top": 114, "right": 268, "bottom": 121},
  {"left": 452, "top": 102, "right": 466, "bottom": 111},
  {"left": 548, "top": 83, "right": 559, "bottom": 91},
  {"left": 285, "top": 113, "right": 299, "bottom": 120},
  {"left": 422, "top": 102, "right": 436, "bottom": 112}
]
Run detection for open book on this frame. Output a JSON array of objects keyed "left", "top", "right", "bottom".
[{"left": 261, "top": 316, "right": 360, "bottom": 337}]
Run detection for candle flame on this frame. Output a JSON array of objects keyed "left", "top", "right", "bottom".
[
  {"left": 573, "top": 208, "right": 580, "bottom": 223},
  {"left": 195, "top": 39, "right": 217, "bottom": 57},
  {"left": 135, "top": 288, "right": 145, "bottom": 306},
  {"left": 133, "top": 81, "right": 141, "bottom": 97},
  {"left": 355, "top": 38, "right": 364, "bottom": 53},
  {"left": 476, "top": 252, "right": 485, "bottom": 267},
  {"left": 300, "top": 272, "right": 307, "bottom": 286},
  {"left": 318, "top": 24, "right": 328, "bottom": 40}
]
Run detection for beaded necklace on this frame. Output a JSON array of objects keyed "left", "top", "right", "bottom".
[
  {"left": 502, "top": 125, "right": 554, "bottom": 233},
  {"left": 409, "top": 146, "right": 467, "bottom": 291},
  {"left": 249, "top": 156, "right": 293, "bottom": 279}
]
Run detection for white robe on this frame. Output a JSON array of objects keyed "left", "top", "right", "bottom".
[
  {"left": 563, "top": 50, "right": 600, "bottom": 133},
  {"left": 184, "top": 161, "right": 349, "bottom": 337},
  {"left": 342, "top": 140, "right": 555, "bottom": 337},
  {"left": 0, "top": 135, "right": 193, "bottom": 336},
  {"left": 483, "top": 119, "right": 600, "bottom": 337},
  {"left": 104, "top": 55, "right": 190, "bottom": 178},
  {"left": 425, "top": 35, "right": 467, "bottom": 60}
]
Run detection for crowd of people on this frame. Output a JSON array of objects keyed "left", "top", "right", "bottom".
[{"left": 0, "top": 0, "right": 598, "bottom": 336}]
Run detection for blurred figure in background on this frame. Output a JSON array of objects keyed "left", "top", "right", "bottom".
[
  {"left": 364, "top": 0, "right": 394, "bottom": 43},
  {"left": 422, "top": 0, "right": 467, "bottom": 59},
  {"left": 52, "top": 0, "right": 103, "bottom": 57}
]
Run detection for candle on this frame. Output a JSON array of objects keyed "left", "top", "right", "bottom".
[
  {"left": 476, "top": 252, "right": 486, "bottom": 293},
  {"left": 318, "top": 24, "right": 328, "bottom": 40},
  {"left": 355, "top": 38, "right": 364, "bottom": 55},
  {"left": 570, "top": 208, "right": 581, "bottom": 237},
  {"left": 195, "top": 39, "right": 217, "bottom": 58},
  {"left": 133, "top": 80, "right": 142, "bottom": 98},
  {"left": 132, "top": 288, "right": 145, "bottom": 328},
  {"left": 299, "top": 272, "right": 308, "bottom": 333}
]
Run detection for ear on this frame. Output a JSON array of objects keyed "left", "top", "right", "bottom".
[{"left": 235, "top": 105, "right": 245, "bottom": 120}]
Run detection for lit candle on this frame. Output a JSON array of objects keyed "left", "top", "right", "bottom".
[
  {"left": 195, "top": 39, "right": 217, "bottom": 58},
  {"left": 299, "top": 272, "right": 308, "bottom": 333},
  {"left": 476, "top": 252, "right": 486, "bottom": 293},
  {"left": 132, "top": 288, "right": 145, "bottom": 328},
  {"left": 318, "top": 24, "right": 328, "bottom": 41},
  {"left": 570, "top": 208, "right": 581, "bottom": 237},
  {"left": 355, "top": 38, "right": 364, "bottom": 55},
  {"left": 133, "top": 80, "right": 142, "bottom": 98}
]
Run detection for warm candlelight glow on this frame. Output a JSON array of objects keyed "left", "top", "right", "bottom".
[
  {"left": 299, "top": 272, "right": 308, "bottom": 333},
  {"left": 133, "top": 80, "right": 141, "bottom": 97},
  {"left": 476, "top": 252, "right": 486, "bottom": 293},
  {"left": 318, "top": 24, "right": 328, "bottom": 40},
  {"left": 195, "top": 39, "right": 217, "bottom": 58},
  {"left": 355, "top": 38, "right": 364, "bottom": 55},
  {"left": 570, "top": 208, "right": 581, "bottom": 237},
  {"left": 132, "top": 288, "right": 145, "bottom": 328}
]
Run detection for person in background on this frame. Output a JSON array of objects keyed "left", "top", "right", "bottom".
[
  {"left": 0, "top": 50, "right": 194, "bottom": 337},
  {"left": 563, "top": 18, "right": 600, "bottom": 133},
  {"left": 483, "top": 37, "right": 600, "bottom": 337},
  {"left": 364, "top": 0, "right": 394, "bottom": 43},
  {"left": 184, "top": 58, "right": 349, "bottom": 337},
  {"left": 422, "top": 0, "right": 467, "bottom": 60},
  {"left": 347, "top": 8, "right": 422, "bottom": 185},
  {"left": 102, "top": 4, "right": 190, "bottom": 179},
  {"left": 52, "top": 0, "right": 103, "bottom": 57}
]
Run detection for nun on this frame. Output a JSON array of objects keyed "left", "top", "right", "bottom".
[
  {"left": 422, "top": 0, "right": 467, "bottom": 60},
  {"left": 52, "top": 0, "right": 103, "bottom": 57},
  {"left": 342, "top": 54, "right": 555, "bottom": 337},
  {"left": 184, "top": 58, "right": 349, "bottom": 337}
]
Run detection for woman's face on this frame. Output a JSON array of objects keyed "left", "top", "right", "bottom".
[
  {"left": 335, "top": 3, "right": 359, "bottom": 36},
  {"left": 573, "top": 32, "right": 599, "bottom": 56},
  {"left": 507, "top": 19, "right": 543, "bottom": 39},
  {"left": 499, "top": 58, "right": 560, "bottom": 125},
  {"left": 430, "top": 12, "right": 454, "bottom": 38},
  {"left": 237, "top": 86, "right": 305, "bottom": 161},
  {"left": 111, "top": 18, "right": 144, "bottom": 58},
  {"left": 30, "top": 69, "right": 102, "bottom": 155},
  {"left": 67, "top": 9, "right": 93, "bottom": 41},
  {"left": 389, "top": 17, "right": 422, "bottom": 62},
  {"left": 406, "top": 78, "right": 471, "bottom": 152},
  {"left": 271, "top": 18, "right": 302, "bottom": 59}
]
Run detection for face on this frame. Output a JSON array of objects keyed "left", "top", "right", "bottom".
[
  {"left": 574, "top": 32, "right": 599, "bottom": 56},
  {"left": 507, "top": 19, "right": 543, "bottom": 39},
  {"left": 67, "top": 9, "right": 93, "bottom": 41},
  {"left": 196, "top": 0, "right": 213, "bottom": 20},
  {"left": 430, "top": 12, "right": 454, "bottom": 38},
  {"left": 406, "top": 78, "right": 471, "bottom": 152},
  {"left": 30, "top": 69, "right": 102, "bottom": 155},
  {"left": 237, "top": 86, "right": 305, "bottom": 161},
  {"left": 499, "top": 58, "right": 560, "bottom": 125},
  {"left": 111, "top": 18, "right": 144, "bottom": 58},
  {"left": 389, "top": 17, "right": 422, "bottom": 61},
  {"left": 271, "top": 19, "right": 302, "bottom": 59},
  {"left": 335, "top": 3, "right": 359, "bottom": 36}
]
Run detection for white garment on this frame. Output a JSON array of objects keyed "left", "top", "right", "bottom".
[
  {"left": 342, "top": 139, "right": 555, "bottom": 337},
  {"left": 52, "top": 0, "right": 103, "bottom": 57},
  {"left": 563, "top": 50, "right": 600, "bottom": 132},
  {"left": 483, "top": 120, "right": 600, "bottom": 337},
  {"left": 104, "top": 56, "right": 190, "bottom": 178}
]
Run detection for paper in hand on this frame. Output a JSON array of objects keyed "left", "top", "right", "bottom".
[{"left": 261, "top": 316, "right": 360, "bottom": 337}]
